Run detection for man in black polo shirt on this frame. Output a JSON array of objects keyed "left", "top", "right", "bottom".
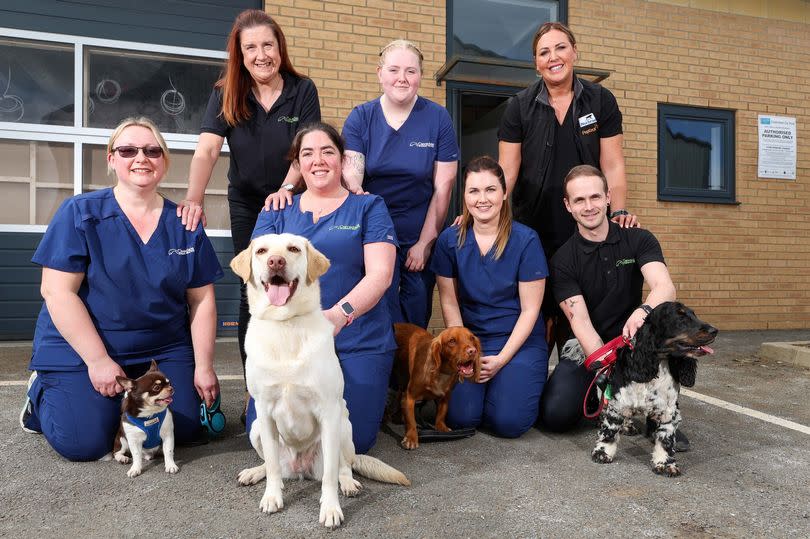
[{"left": 538, "top": 165, "right": 688, "bottom": 448}]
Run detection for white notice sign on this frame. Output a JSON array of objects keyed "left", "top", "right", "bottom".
[{"left": 758, "top": 115, "right": 796, "bottom": 179}]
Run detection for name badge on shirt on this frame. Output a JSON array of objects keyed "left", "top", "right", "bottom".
[{"left": 578, "top": 113, "right": 597, "bottom": 128}]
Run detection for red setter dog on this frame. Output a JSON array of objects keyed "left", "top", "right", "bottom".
[{"left": 393, "top": 323, "right": 481, "bottom": 450}]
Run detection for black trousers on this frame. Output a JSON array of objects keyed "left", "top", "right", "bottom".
[
  {"left": 228, "top": 189, "right": 265, "bottom": 379},
  {"left": 537, "top": 358, "right": 596, "bottom": 432}
]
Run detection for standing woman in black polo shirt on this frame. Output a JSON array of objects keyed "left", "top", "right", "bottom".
[
  {"left": 498, "top": 22, "right": 635, "bottom": 351},
  {"left": 177, "top": 9, "right": 320, "bottom": 401}
]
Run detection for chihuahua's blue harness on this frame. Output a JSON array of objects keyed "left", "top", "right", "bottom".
[{"left": 126, "top": 409, "right": 167, "bottom": 449}]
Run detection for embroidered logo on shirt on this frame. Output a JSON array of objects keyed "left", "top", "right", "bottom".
[
  {"left": 578, "top": 113, "right": 597, "bottom": 128},
  {"left": 329, "top": 224, "right": 361, "bottom": 231},
  {"left": 615, "top": 258, "right": 636, "bottom": 267},
  {"left": 168, "top": 247, "right": 195, "bottom": 256},
  {"left": 387, "top": 235, "right": 394, "bottom": 241},
  {"left": 278, "top": 116, "right": 299, "bottom": 123},
  {"left": 409, "top": 141, "right": 435, "bottom": 148}
]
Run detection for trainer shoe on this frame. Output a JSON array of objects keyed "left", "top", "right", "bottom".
[{"left": 19, "top": 371, "right": 41, "bottom": 434}]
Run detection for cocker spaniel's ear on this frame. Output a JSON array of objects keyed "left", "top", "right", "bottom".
[
  {"left": 624, "top": 323, "right": 660, "bottom": 383},
  {"left": 429, "top": 338, "right": 443, "bottom": 373},
  {"left": 305, "top": 241, "right": 330, "bottom": 285},
  {"left": 230, "top": 243, "right": 253, "bottom": 283},
  {"left": 671, "top": 356, "right": 698, "bottom": 387}
]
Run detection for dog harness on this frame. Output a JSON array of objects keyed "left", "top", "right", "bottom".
[
  {"left": 125, "top": 409, "right": 167, "bottom": 449},
  {"left": 583, "top": 336, "right": 634, "bottom": 419}
]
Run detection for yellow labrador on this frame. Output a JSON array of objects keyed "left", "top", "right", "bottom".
[{"left": 230, "top": 233, "right": 409, "bottom": 528}]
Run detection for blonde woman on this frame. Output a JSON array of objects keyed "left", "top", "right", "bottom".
[
  {"left": 20, "top": 117, "right": 223, "bottom": 460},
  {"left": 341, "top": 39, "right": 459, "bottom": 329},
  {"left": 431, "top": 156, "right": 547, "bottom": 438}
]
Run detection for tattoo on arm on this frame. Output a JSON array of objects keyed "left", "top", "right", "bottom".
[
  {"left": 566, "top": 299, "right": 577, "bottom": 320},
  {"left": 347, "top": 152, "right": 365, "bottom": 178}
]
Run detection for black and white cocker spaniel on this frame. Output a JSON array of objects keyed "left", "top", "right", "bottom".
[{"left": 591, "top": 301, "right": 717, "bottom": 476}]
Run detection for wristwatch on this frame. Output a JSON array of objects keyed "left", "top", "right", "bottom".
[
  {"left": 282, "top": 183, "right": 295, "bottom": 192},
  {"left": 639, "top": 303, "right": 653, "bottom": 316},
  {"left": 338, "top": 301, "right": 355, "bottom": 326}
]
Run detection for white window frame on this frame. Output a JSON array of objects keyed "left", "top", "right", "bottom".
[{"left": 0, "top": 26, "right": 231, "bottom": 236}]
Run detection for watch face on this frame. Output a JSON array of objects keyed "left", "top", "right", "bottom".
[{"left": 340, "top": 301, "right": 355, "bottom": 315}]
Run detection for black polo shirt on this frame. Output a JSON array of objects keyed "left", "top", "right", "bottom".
[
  {"left": 498, "top": 77, "right": 622, "bottom": 253},
  {"left": 550, "top": 222, "right": 665, "bottom": 342},
  {"left": 201, "top": 72, "right": 321, "bottom": 201}
]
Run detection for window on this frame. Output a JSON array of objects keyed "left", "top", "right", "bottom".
[
  {"left": 0, "top": 29, "right": 232, "bottom": 230},
  {"left": 438, "top": 0, "right": 564, "bottom": 87},
  {"left": 657, "top": 104, "right": 735, "bottom": 203}
]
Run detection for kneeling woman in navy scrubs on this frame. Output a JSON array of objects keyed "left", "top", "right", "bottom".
[
  {"left": 247, "top": 122, "right": 397, "bottom": 454},
  {"left": 20, "top": 118, "right": 224, "bottom": 461},
  {"left": 431, "top": 156, "right": 548, "bottom": 438}
]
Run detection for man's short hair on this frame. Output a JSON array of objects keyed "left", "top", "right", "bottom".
[{"left": 563, "top": 165, "right": 608, "bottom": 199}]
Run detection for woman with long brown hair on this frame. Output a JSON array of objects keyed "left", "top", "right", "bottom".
[
  {"left": 430, "top": 156, "right": 548, "bottom": 438},
  {"left": 177, "top": 10, "right": 320, "bottom": 403}
]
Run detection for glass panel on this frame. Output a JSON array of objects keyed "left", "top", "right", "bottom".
[
  {"left": 85, "top": 47, "right": 224, "bottom": 135},
  {"left": 452, "top": 0, "right": 557, "bottom": 62},
  {"left": 0, "top": 37, "right": 74, "bottom": 126},
  {"left": 82, "top": 144, "right": 231, "bottom": 230},
  {"left": 663, "top": 118, "right": 727, "bottom": 191},
  {"left": 0, "top": 139, "right": 73, "bottom": 224}
]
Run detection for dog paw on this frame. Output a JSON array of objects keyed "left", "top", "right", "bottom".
[
  {"left": 114, "top": 453, "right": 131, "bottom": 465},
  {"left": 319, "top": 502, "right": 344, "bottom": 529},
  {"left": 591, "top": 448, "right": 614, "bottom": 464},
  {"left": 259, "top": 487, "right": 284, "bottom": 514},
  {"left": 400, "top": 435, "right": 419, "bottom": 450},
  {"left": 126, "top": 466, "right": 143, "bottom": 478},
  {"left": 653, "top": 462, "right": 681, "bottom": 477},
  {"left": 339, "top": 475, "right": 362, "bottom": 497},
  {"left": 238, "top": 464, "right": 267, "bottom": 486},
  {"left": 165, "top": 463, "right": 179, "bottom": 474}
]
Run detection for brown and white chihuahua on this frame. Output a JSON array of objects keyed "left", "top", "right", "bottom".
[{"left": 113, "top": 360, "right": 179, "bottom": 478}]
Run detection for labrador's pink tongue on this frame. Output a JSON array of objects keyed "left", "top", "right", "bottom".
[{"left": 266, "top": 284, "right": 290, "bottom": 306}]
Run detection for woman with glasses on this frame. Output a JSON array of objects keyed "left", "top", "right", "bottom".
[{"left": 19, "top": 117, "right": 224, "bottom": 461}]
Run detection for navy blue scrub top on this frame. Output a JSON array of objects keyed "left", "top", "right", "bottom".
[
  {"left": 431, "top": 222, "right": 549, "bottom": 348},
  {"left": 342, "top": 96, "right": 458, "bottom": 245},
  {"left": 252, "top": 193, "right": 398, "bottom": 355},
  {"left": 30, "top": 188, "right": 224, "bottom": 371}
]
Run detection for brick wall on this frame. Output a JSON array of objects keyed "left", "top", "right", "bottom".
[
  {"left": 265, "top": 0, "right": 447, "bottom": 128},
  {"left": 570, "top": 0, "right": 810, "bottom": 329}
]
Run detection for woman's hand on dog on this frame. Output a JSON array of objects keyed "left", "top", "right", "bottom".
[
  {"left": 194, "top": 366, "right": 220, "bottom": 407},
  {"left": 478, "top": 355, "right": 506, "bottom": 383},
  {"left": 323, "top": 306, "right": 347, "bottom": 336},
  {"left": 88, "top": 357, "right": 126, "bottom": 397}
]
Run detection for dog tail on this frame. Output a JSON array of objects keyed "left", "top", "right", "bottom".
[{"left": 352, "top": 455, "right": 410, "bottom": 486}]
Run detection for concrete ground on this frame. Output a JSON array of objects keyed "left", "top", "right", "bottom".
[{"left": 1, "top": 329, "right": 809, "bottom": 538}]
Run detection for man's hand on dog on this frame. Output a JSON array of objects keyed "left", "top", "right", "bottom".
[
  {"left": 88, "top": 357, "right": 125, "bottom": 396},
  {"left": 622, "top": 308, "right": 648, "bottom": 339}
]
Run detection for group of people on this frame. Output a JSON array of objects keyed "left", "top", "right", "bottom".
[{"left": 21, "top": 11, "right": 687, "bottom": 463}]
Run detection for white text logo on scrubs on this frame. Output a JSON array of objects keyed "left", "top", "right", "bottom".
[
  {"left": 409, "top": 141, "right": 435, "bottom": 148},
  {"left": 168, "top": 247, "right": 195, "bottom": 256}
]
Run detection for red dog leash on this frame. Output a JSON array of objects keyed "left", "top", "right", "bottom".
[{"left": 582, "top": 336, "right": 634, "bottom": 419}]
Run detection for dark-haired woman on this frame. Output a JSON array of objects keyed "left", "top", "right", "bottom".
[
  {"left": 498, "top": 22, "right": 635, "bottom": 352},
  {"left": 248, "top": 122, "right": 397, "bottom": 454},
  {"left": 431, "top": 156, "right": 548, "bottom": 438},
  {"left": 177, "top": 10, "right": 320, "bottom": 388}
]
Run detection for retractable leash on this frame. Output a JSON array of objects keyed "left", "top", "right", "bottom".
[
  {"left": 200, "top": 394, "right": 226, "bottom": 435},
  {"left": 582, "top": 335, "right": 634, "bottom": 419}
]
